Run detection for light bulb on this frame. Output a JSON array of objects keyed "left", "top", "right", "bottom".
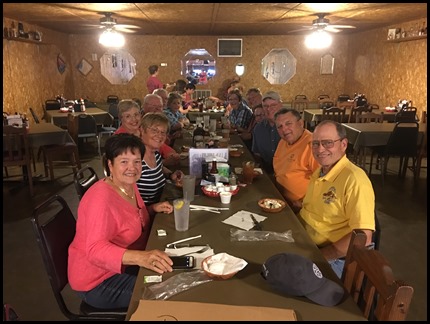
[
  {"left": 99, "top": 29, "right": 125, "bottom": 48},
  {"left": 305, "top": 30, "right": 332, "bottom": 49}
]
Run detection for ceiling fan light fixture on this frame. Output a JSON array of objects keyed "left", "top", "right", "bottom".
[
  {"left": 99, "top": 29, "right": 125, "bottom": 48},
  {"left": 305, "top": 29, "right": 332, "bottom": 49}
]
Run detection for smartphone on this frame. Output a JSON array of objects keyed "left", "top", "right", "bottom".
[{"left": 170, "top": 256, "right": 195, "bottom": 269}]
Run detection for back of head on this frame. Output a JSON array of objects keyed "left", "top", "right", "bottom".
[{"left": 148, "top": 64, "right": 158, "bottom": 75}]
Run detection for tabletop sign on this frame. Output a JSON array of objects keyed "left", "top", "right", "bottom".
[{"left": 189, "top": 148, "right": 228, "bottom": 178}]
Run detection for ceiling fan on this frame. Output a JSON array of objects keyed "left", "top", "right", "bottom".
[
  {"left": 290, "top": 13, "right": 356, "bottom": 34},
  {"left": 88, "top": 12, "right": 141, "bottom": 33}
]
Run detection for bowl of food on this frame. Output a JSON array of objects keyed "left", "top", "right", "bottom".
[
  {"left": 201, "top": 253, "right": 247, "bottom": 280},
  {"left": 258, "top": 198, "right": 286, "bottom": 213},
  {"left": 229, "top": 148, "right": 244, "bottom": 158},
  {"left": 202, "top": 185, "right": 239, "bottom": 198}
]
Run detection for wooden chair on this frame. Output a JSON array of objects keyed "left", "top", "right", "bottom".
[
  {"left": 357, "top": 112, "right": 383, "bottom": 123},
  {"left": 40, "top": 143, "right": 81, "bottom": 181},
  {"left": 367, "top": 103, "right": 379, "bottom": 111},
  {"left": 321, "top": 106, "right": 346, "bottom": 123},
  {"left": 292, "top": 98, "right": 309, "bottom": 114},
  {"left": 73, "top": 165, "right": 99, "bottom": 200},
  {"left": 319, "top": 98, "right": 335, "bottom": 109},
  {"left": 30, "top": 195, "right": 126, "bottom": 320},
  {"left": 294, "top": 94, "right": 307, "bottom": 100},
  {"left": 337, "top": 94, "right": 351, "bottom": 103},
  {"left": 349, "top": 105, "right": 372, "bottom": 123},
  {"left": 341, "top": 230, "right": 413, "bottom": 320},
  {"left": 29, "top": 107, "right": 40, "bottom": 124},
  {"left": 3, "top": 125, "right": 34, "bottom": 196}
]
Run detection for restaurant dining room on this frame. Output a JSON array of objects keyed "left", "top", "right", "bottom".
[{"left": 3, "top": 3, "right": 427, "bottom": 321}]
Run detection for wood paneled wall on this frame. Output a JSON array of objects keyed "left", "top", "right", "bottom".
[{"left": 3, "top": 17, "right": 426, "bottom": 126}]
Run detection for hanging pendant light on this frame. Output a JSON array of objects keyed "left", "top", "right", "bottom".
[
  {"left": 305, "top": 29, "right": 332, "bottom": 49},
  {"left": 99, "top": 28, "right": 125, "bottom": 48}
]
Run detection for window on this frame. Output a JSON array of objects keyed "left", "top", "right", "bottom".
[{"left": 217, "top": 39, "right": 242, "bottom": 57}]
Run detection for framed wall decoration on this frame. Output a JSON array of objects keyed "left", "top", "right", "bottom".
[
  {"left": 320, "top": 53, "right": 334, "bottom": 75},
  {"left": 57, "top": 54, "right": 66, "bottom": 74},
  {"left": 77, "top": 58, "right": 93, "bottom": 76}
]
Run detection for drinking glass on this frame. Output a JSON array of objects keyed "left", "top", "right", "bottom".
[
  {"left": 182, "top": 175, "right": 196, "bottom": 201},
  {"left": 242, "top": 161, "right": 255, "bottom": 184},
  {"left": 173, "top": 199, "right": 190, "bottom": 231}
]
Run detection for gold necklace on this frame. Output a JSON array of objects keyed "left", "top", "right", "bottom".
[{"left": 109, "top": 177, "right": 135, "bottom": 200}]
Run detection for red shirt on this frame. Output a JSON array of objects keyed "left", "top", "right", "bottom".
[{"left": 146, "top": 75, "right": 163, "bottom": 94}]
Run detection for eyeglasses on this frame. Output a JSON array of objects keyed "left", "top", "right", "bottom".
[
  {"left": 147, "top": 127, "right": 167, "bottom": 137},
  {"left": 262, "top": 103, "right": 279, "bottom": 109},
  {"left": 311, "top": 138, "right": 343, "bottom": 149}
]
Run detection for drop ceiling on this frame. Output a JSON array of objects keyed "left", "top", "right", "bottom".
[{"left": 3, "top": 3, "right": 427, "bottom": 36}]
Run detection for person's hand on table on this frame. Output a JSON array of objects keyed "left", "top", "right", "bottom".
[
  {"left": 153, "top": 201, "right": 173, "bottom": 214},
  {"left": 137, "top": 250, "right": 174, "bottom": 274}
]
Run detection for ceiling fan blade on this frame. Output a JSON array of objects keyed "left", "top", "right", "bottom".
[
  {"left": 325, "top": 26, "right": 343, "bottom": 33},
  {"left": 330, "top": 24, "right": 356, "bottom": 29},
  {"left": 115, "top": 25, "right": 140, "bottom": 33}
]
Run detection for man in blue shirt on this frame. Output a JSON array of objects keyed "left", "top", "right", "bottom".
[{"left": 252, "top": 91, "right": 282, "bottom": 174}]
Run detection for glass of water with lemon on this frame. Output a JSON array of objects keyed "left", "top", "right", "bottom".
[{"left": 173, "top": 198, "right": 190, "bottom": 231}]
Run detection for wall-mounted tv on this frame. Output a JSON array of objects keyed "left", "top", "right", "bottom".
[{"left": 217, "top": 38, "right": 242, "bottom": 57}]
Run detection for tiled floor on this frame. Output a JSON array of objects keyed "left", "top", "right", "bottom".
[{"left": 3, "top": 142, "right": 427, "bottom": 321}]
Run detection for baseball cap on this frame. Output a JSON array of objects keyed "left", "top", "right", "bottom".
[
  {"left": 261, "top": 253, "right": 345, "bottom": 307},
  {"left": 262, "top": 91, "right": 282, "bottom": 102}
]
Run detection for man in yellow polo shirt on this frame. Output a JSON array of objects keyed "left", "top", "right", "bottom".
[
  {"left": 273, "top": 108, "right": 319, "bottom": 213},
  {"left": 299, "top": 120, "right": 375, "bottom": 278}
]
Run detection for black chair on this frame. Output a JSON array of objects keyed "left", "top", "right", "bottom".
[
  {"left": 77, "top": 114, "right": 100, "bottom": 154},
  {"left": 45, "top": 100, "right": 61, "bottom": 111},
  {"left": 30, "top": 195, "right": 126, "bottom": 320},
  {"left": 108, "top": 103, "right": 120, "bottom": 128},
  {"left": 107, "top": 95, "right": 119, "bottom": 104},
  {"left": 369, "top": 122, "right": 419, "bottom": 186},
  {"left": 97, "top": 113, "right": 117, "bottom": 156},
  {"left": 395, "top": 107, "right": 417, "bottom": 122},
  {"left": 74, "top": 166, "right": 99, "bottom": 200},
  {"left": 29, "top": 107, "right": 40, "bottom": 124}
]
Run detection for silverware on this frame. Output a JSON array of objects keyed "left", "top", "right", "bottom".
[
  {"left": 166, "top": 235, "right": 202, "bottom": 248},
  {"left": 175, "top": 245, "right": 211, "bottom": 257},
  {"left": 250, "top": 214, "right": 263, "bottom": 230}
]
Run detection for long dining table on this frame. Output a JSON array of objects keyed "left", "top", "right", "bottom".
[
  {"left": 343, "top": 122, "right": 426, "bottom": 168},
  {"left": 126, "top": 130, "right": 366, "bottom": 321},
  {"left": 44, "top": 107, "right": 109, "bottom": 128}
]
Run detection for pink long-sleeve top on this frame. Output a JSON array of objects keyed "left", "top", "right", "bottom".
[{"left": 68, "top": 179, "right": 150, "bottom": 291}]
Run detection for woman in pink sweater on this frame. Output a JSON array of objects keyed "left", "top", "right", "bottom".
[{"left": 68, "top": 134, "right": 173, "bottom": 309}]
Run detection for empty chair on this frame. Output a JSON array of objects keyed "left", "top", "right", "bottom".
[
  {"left": 395, "top": 107, "right": 417, "bottom": 122},
  {"left": 292, "top": 98, "right": 309, "bottom": 114},
  {"left": 77, "top": 114, "right": 100, "bottom": 154},
  {"left": 341, "top": 230, "right": 413, "bottom": 320},
  {"left": 357, "top": 112, "right": 383, "bottom": 123},
  {"left": 3, "top": 125, "right": 34, "bottom": 196},
  {"left": 108, "top": 103, "right": 120, "bottom": 128},
  {"left": 29, "top": 107, "right": 40, "bottom": 124},
  {"left": 317, "top": 94, "right": 330, "bottom": 100},
  {"left": 294, "top": 94, "right": 307, "bottom": 100},
  {"left": 337, "top": 94, "right": 351, "bottom": 103},
  {"left": 349, "top": 105, "right": 372, "bottom": 123},
  {"left": 97, "top": 113, "right": 117, "bottom": 156},
  {"left": 321, "top": 106, "right": 346, "bottom": 123},
  {"left": 367, "top": 103, "right": 379, "bottom": 111},
  {"left": 74, "top": 165, "right": 99, "bottom": 200},
  {"left": 45, "top": 99, "right": 61, "bottom": 111},
  {"left": 319, "top": 98, "right": 335, "bottom": 109},
  {"left": 30, "top": 195, "right": 126, "bottom": 320},
  {"left": 369, "top": 122, "right": 419, "bottom": 185},
  {"left": 40, "top": 142, "right": 81, "bottom": 181},
  {"left": 107, "top": 95, "right": 119, "bottom": 104}
]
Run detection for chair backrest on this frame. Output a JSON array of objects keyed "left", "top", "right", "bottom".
[
  {"left": 384, "top": 122, "right": 419, "bottom": 157},
  {"left": 30, "top": 195, "right": 126, "bottom": 320},
  {"left": 395, "top": 107, "right": 417, "bottom": 122},
  {"left": 367, "top": 103, "right": 379, "bottom": 111},
  {"left": 357, "top": 112, "right": 383, "bottom": 123},
  {"left": 292, "top": 98, "right": 309, "bottom": 114},
  {"left": 73, "top": 166, "right": 99, "bottom": 200},
  {"left": 317, "top": 94, "right": 330, "bottom": 100},
  {"left": 341, "top": 230, "right": 414, "bottom": 320},
  {"left": 107, "top": 95, "right": 119, "bottom": 104},
  {"left": 337, "top": 94, "right": 351, "bottom": 102},
  {"left": 321, "top": 106, "right": 346, "bottom": 122},
  {"left": 319, "top": 98, "right": 335, "bottom": 109},
  {"left": 29, "top": 107, "right": 40, "bottom": 124},
  {"left": 108, "top": 103, "right": 120, "bottom": 128},
  {"left": 77, "top": 114, "right": 97, "bottom": 136},
  {"left": 3, "top": 125, "right": 31, "bottom": 169},
  {"left": 420, "top": 110, "right": 427, "bottom": 123},
  {"left": 294, "top": 94, "right": 307, "bottom": 100},
  {"left": 45, "top": 100, "right": 61, "bottom": 111},
  {"left": 349, "top": 105, "right": 372, "bottom": 123}
]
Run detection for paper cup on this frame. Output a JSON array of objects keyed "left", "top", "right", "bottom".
[{"left": 220, "top": 192, "right": 232, "bottom": 204}]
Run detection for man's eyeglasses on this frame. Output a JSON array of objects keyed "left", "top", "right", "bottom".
[
  {"left": 262, "top": 103, "right": 279, "bottom": 109},
  {"left": 147, "top": 127, "right": 167, "bottom": 137},
  {"left": 311, "top": 138, "right": 343, "bottom": 149}
]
